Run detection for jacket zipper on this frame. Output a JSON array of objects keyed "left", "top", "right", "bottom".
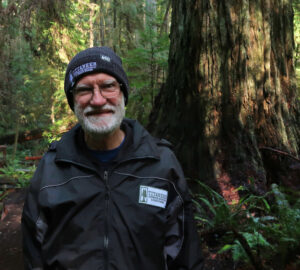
[{"left": 104, "top": 170, "right": 109, "bottom": 270}]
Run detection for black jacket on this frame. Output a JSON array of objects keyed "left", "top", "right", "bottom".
[{"left": 22, "top": 119, "right": 204, "bottom": 270}]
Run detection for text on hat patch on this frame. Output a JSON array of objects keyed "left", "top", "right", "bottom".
[{"left": 72, "top": 62, "right": 97, "bottom": 78}]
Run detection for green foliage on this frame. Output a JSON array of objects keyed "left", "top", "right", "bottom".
[
  {"left": 0, "top": 0, "right": 90, "bottom": 142},
  {"left": 220, "top": 232, "right": 273, "bottom": 262},
  {"left": 194, "top": 181, "right": 300, "bottom": 269},
  {"left": 0, "top": 143, "right": 46, "bottom": 190},
  {"left": 124, "top": 7, "right": 169, "bottom": 125},
  {"left": 266, "top": 184, "right": 300, "bottom": 263},
  {"left": 0, "top": 0, "right": 171, "bottom": 139},
  {"left": 0, "top": 159, "right": 36, "bottom": 188}
]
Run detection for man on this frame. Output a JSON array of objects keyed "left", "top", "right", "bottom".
[{"left": 22, "top": 47, "right": 204, "bottom": 270}]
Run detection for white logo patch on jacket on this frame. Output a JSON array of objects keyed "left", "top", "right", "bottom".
[{"left": 139, "top": 185, "right": 168, "bottom": 208}]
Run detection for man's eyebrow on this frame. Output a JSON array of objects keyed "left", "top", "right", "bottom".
[
  {"left": 102, "top": 79, "right": 117, "bottom": 84},
  {"left": 74, "top": 83, "right": 92, "bottom": 89}
]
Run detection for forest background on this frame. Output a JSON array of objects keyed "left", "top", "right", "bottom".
[{"left": 0, "top": 0, "right": 299, "bottom": 269}]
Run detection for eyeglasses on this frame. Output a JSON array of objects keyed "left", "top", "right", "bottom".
[{"left": 73, "top": 80, "right": 122, "bottom": 99}]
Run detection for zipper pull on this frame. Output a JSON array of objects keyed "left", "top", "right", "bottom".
[
  {"left": 104, "top": 236, "right": 109, "bottom": 248},
  {"left": 104, "top": 170, "right": 109, "bottom": 200},
  {"left": 104, "top": 170, "right": 108, "bottom": 181}
]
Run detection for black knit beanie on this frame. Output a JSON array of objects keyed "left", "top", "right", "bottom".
[{"left": 64, "top": 46, "right": 129, "bottom": 110}]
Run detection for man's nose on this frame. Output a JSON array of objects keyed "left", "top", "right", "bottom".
[{"left": 90, "top": 87, "right": 107, "bottom": 106}]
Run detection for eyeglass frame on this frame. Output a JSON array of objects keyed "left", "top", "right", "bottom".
[{"left": 72, "top": 79, "right": 123, "bottom": 99}]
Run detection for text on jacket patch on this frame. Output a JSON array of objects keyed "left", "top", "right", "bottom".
[{"left": 139, "top": 185, "right": 168, "bottom": 208}]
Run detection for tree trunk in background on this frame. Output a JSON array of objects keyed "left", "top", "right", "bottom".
[
  {"left": 51, "top": 103, "right": 55, "bottom": 124},
  {"left": 159, "top": 0, "right": 171, "bottom": 37},
  {"left": 12, "top": 117, "right": 20, "bottom": 161},
  {"left": 89, "top": 5, "right": 95, "bottom": 47},
  {"left": 113, "top": 0, "right": 117, "bottom": 52},
  {"left": 149, "top": 0, "right": 300, "bottom": 193},
  {"left": 99, "top": 0, "right": 105, "bottom": 46}
]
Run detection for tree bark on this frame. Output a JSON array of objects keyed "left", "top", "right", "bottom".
[
  {"left": 159, "top": 0, "right": 171, "bottom": 36},
  {"left": 12, "top": 117, "right": 20, "bottom": 161},
  {"left": 99, "top": 0, "right": 105, "bottom": 46},
  {"left": 113, "top": 0, "right": 117, "bottom": 51},
  {"left": 148, "top": 0, "right": 300, "bottom": 193},
  {"left": 89, "top": 5, "right": 95, "bottom": 47}
]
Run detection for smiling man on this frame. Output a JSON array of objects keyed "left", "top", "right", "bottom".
[
  {"left": 74, "top": 73, "right": 126, "bottom": 150},
  {"left": 22, "top": 47, "right": 204, "bottom": 270}
]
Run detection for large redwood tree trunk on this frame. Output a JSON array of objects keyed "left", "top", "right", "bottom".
[{"left": 149, "top": 0, "right": 300, "bottom": 194}]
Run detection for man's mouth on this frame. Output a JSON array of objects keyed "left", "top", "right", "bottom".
[{"left": 85, "top": 109, "right": 114, "bottom": 117}]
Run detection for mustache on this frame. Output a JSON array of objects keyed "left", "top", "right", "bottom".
[{"left": 83, "top": 105, "right": 116, "bottom": 116}]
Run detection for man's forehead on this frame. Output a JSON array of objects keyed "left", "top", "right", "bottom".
[{"left": 76, "top": 73, "right": 117, "bottom": 84}]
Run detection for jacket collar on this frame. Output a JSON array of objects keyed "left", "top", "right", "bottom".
[{"left": 54, "top": 118, "right": 160, "bottom": 167}]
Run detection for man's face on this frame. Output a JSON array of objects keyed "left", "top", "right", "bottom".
[{"left": 73, "top": 73, "right": 125, "bottom": 136}]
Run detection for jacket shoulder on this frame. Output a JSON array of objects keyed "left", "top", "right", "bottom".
[
  {"left": 47, "top": 141, "right": 58, "bottom": 152},
  {"left": 154, "top": 137, "right": 173, "bottom": 149}
]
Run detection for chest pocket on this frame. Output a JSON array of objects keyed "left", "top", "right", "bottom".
[{"left": 109, "top": 174, "right": 172, "bottom": 234}]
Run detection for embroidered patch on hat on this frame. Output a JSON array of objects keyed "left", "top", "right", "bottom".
[
  {"left": 139, "top": 185, "right": 168, "bottom": 208},
  {"left": 69, "top": 72, "right": 74, "bottom": 87},
  {"left": 101, "top": 55, "right": 111, "bottom": 62},
  {"left": 72, "top": 62, "right": 97, "bottom": 78}
]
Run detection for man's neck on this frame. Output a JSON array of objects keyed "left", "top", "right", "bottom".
[{"left": 84, "top": 128, "right": 125, "bottom": 151}]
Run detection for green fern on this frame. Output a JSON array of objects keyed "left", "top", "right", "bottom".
[{"left": 193, "top": 181, "right": 300, "bottom": 269}]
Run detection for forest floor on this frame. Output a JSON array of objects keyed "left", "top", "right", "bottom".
[{"left": 0, "top": 188, "right": 25, "bottom": 270}]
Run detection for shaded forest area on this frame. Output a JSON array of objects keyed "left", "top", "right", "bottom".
[{"left": 0, "top": 0, "right": 300, "bottom": 269}]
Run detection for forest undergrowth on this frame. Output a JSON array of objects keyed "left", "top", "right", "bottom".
[{"left": 194, "top": 180, "right": 300, "bottom": 270}]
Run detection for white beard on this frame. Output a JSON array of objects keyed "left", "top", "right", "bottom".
[{"left": 74, "top": 95, "right": 125, "bottom": 136}]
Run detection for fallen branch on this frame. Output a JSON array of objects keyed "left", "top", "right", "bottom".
[
  {"left": 0, "top": 129, "right": 44, "bottom": 145},
  {"left": 25, "top": 156, "right": 42, "bottom": 161},
  {"left": 259, "top": 147, "right": 300, "bottom": 163}
]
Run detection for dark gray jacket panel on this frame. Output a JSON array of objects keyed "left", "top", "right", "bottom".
[{"left": 22, "top": 119, "right": 204, "bottom": 270}]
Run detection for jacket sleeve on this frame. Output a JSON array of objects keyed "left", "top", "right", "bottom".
[
  {"left": 167, "top": 196, "right": 205, "bottom": 270},
  {"left": 165, "top": 155, "right": 204, "bottom": 270},
  {"left": 22, "top": 162, "right": 47, "bottom": 270}
]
